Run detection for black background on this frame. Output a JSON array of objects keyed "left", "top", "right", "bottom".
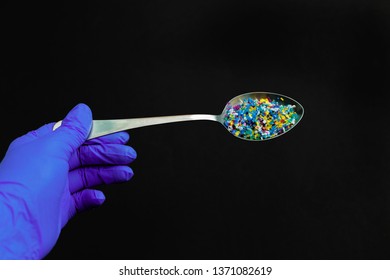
[{"left": 1, "top": 0, "right": 390, "bottom": 259}]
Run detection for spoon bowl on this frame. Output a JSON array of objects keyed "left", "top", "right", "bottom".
[
  {"left": 219, "top": 92, "right": 304, "bottom": 141},
  {"left": 53, "top": 91, "right": 304, "bottom": 141}
]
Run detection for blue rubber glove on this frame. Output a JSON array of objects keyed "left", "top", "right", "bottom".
[{"left": 0, "top": 103, "right": 136, "bottom": 259}]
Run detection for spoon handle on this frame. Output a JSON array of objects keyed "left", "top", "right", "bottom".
[{"left": 53, "top": 114, "right": 220, "bottom": 139}]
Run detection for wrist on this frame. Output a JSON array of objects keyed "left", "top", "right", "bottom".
[{"left": 0, "top": 182, "right": 42, "bottom": 259}]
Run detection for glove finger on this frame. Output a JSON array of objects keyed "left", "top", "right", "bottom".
[
  {"left": 9, "top": 123, "right": 56, "bottom": 149},
  {"left": 69, "top": 143, "right": 137, "bottom": 170},
  {"left": 68, "top": 165, "right": 134, "bottom": 193},
  {"left": 72, "top": 189, "right": 106, "bottom": 214},
  {"left": 54, "top": 103, "right": 92, "bottom": 156},
  {"left": 84, "top": 131, "right": 130, "bottom": 145}
]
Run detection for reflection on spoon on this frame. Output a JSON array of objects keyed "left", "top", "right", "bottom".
[{"left": 53, "top": 92, "right": 304, "bottom": 141}]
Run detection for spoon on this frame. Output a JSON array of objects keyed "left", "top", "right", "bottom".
[{"left": 53, "top": 92, "right": 304, "bottom": 141}]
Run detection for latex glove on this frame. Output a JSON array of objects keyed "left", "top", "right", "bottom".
[{"left": 0, "top": 103, "right": 136, "bottom": 259}]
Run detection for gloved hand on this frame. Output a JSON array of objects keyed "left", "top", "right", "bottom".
[{"left": 0, "top": 103, "right": 136, "bottom": 259}]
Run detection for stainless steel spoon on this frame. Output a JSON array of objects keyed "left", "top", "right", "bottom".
[{"left": 53, "top": 92, "right": 304, "bottom": 141}]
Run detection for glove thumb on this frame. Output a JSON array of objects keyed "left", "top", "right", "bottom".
[{"left": 55, "top": 103, "right": 92, "bottom": 155}]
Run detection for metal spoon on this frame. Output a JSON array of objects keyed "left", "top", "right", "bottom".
[{"left": 53, "top": 92, "right": 304, "bottom": 141}]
